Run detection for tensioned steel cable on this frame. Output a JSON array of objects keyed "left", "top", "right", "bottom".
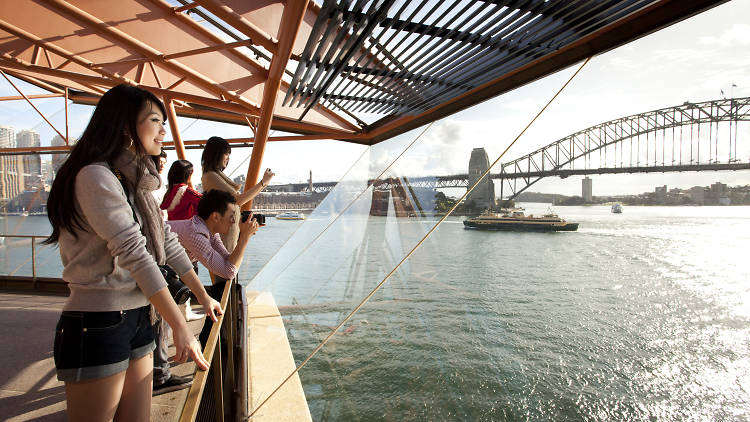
[{"left": 247, "top": 56, "right": 591, "bottom": 418}]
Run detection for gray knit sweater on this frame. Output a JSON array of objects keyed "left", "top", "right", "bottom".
[{"left": 59, "top": 163, "right": 193, "bottom": 312}]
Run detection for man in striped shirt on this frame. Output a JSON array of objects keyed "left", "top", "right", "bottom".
[
  {"left": 167, "top": 189, "right": 258, "bottom": 346},
  {"left": 168, "top": 189, "right": 258, "bottom": 279}
]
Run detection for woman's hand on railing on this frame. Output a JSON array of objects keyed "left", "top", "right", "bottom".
[
  {"left": 150, "top": 288, "right": 210, "bottom": 370},
  {"left": 173, "top": 325, "right": 209, "bottom": 370},
  {"left": 179, "top": 269, "right": 223, "bottom": 322},
  {"left": 201, "top": 296, "right": 223, "bottom": 322}
]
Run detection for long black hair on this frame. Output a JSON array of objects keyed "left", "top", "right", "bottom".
[
  {"left": 45, "top": 84, "right": 167, "bottom": 244},
  {"left": 152, "top": 148, "right": 167, "bottom": 173},
  {"left": 201, "top": 136, "right": 231, "bottom": 173},
  {"left": 164, "top": 159, "right": 194, "bottom": 203}
]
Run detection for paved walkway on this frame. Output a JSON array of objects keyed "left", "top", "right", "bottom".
[{"left": 0, "top": 291, "right": 202, "bottom": 421}]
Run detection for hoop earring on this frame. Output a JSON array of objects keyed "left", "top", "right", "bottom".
[{"left": 124, "top": 133, "right": 134, "bottom": 149}]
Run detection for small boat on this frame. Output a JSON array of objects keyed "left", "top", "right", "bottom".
[
  {"left": 611, "top": 203, "right": 623, "bottom": 214},
  {"left": 276, "top": 211, "right": 305, "bottom": 220},
  {"left": 463, "top": 209, "right": 578, "bottom": 232}
]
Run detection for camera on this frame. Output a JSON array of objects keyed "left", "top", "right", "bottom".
[{"left": 241, "top": 210, "right": 265, "bottom": 225}]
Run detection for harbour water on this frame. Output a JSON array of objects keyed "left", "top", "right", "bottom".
[
  {"left": 255, "top": 204, "right": 750, "bottom": 421},
  {"left": 2, "top": 204, "right": 749, "bottom": 420}
]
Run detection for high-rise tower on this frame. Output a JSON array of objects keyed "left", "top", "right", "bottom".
[
  {"left": 582, "top": 177, "right": 592, "bottom": 202},
  {"left": 16, "top": 129, "right": 42, "bottom": 188},
  {"left": 50, "top": 135, "right": 69, "bottom": 176},
  {"left": 0, "top": 126, "right": 25, "bottom": 201}
]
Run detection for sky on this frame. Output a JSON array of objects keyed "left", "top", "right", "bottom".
[{"left": 1, "top": 0, "right": 749, "bottom": 198}]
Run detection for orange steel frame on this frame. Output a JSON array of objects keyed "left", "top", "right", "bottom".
[
  {"left": 0, "top": 69, "right": 70, "bottom": 146},
  {"left": 0, "top": 1, "right": 358, "bottom": 138},
  {"left": 243, "top": 0, "right": 310, "bottom": 210}
]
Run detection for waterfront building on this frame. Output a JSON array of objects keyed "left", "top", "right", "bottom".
[
  {"left": 467, "top": 148, "right": 495, "bottom": 210},
  {"left": 655, "top": 185, "right": 667, "bottom": 204},
  {"left": 254, "top": 191, "right": 325, "bottom": 211},
  {"left": 16, "top": 130, "right": 42, "bottom": 188},
  {"left": 710, "top": 182, "right": 727, "bottom": 196},
  {"left": 582, "top": 177, "right": 593, "bottom": 202},
  {"left": 50, "top": 135, "right": 69, "bottom": 176},
  {"left": 0, "top": 125, "right": 13, "bottom": 148},
  {"left": 0, "top": 155, "right": 25, "bottom": 202},
  {"left": 0, "top": 126, "right": 26, "bottom": 202}
]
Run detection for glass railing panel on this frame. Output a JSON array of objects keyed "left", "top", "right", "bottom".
[
  {"left": 247, "top": 109, "right": 750, "bottom": 421},
  {"left": 0, "top": 235, "right": 34, "bottom": 277}
]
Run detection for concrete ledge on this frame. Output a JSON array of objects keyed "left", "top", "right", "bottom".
[{"left": 246, "top": 291, "right": 311, "bottom": 422}]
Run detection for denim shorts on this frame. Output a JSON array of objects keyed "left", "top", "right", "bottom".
[{"left": 54, "top": 305, "right": 156, "bottom": 382}]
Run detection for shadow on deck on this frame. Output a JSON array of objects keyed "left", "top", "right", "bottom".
[{"left": 0, "top": 291, "right": 204, "bottom": 421}]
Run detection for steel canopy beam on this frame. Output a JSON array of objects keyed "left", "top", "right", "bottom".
[
  {"left": 363, "top": 0, "right": 730, "bottom": 144},
  {"left": 244, "top": 0, "right": 311, "bottom": 210},
  {"left": 192, "top": 0, "right": 279, "bottom": 55},
  {"left": 42, "top": 0, "right": 261, "bottom": 113}
]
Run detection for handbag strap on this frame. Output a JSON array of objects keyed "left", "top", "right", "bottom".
[{"left": 109, "top": 165, "right": 138, "bottom": 223}]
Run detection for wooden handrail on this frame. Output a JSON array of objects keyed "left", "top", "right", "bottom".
[{"left": 179, "top": 278, "right": 233, "bottom": 421}]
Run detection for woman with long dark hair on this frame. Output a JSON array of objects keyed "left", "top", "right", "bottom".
[
  {"left": 46, "top": 84, "right": 222, "bottom": 421},
  {"left": 201, "top": 136, "right": 273, "bottom": 252},
  {"left": 161, "top": 159, "right": 202, "bottom": 220}
]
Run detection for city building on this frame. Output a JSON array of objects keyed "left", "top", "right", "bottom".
[
  {"left": 688, "top": 186, "right": 706, "bottom": 205},
  {"left": 582, "top": 177, "right": 592, "bottom": 202},
  {"left": 0, "top": 125, "right": 13, "bottom": 148},
  {"left": 16, "top": 129, "right": 42, "bottom": 188},
  {"left": 50, "top": 134, "right": 69, "bottom": 176},
  {"left": 654, "top": 185, "right": 667, "bottom": 204},
  {"left": 467, "top": 148, "right": 495, "bottom": 210},
  {"left": 0, "top": 126, "right": 26, "bottom": 202}
]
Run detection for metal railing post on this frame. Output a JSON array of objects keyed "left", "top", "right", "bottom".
[
  {"left": 31, "top": 236, "right": 36, "bottom": 280},
  {"left": 236, "top": 283, "right": 249, "bottom": 420}
]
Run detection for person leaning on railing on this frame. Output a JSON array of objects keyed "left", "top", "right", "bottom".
[
  {"left": 166, "top": 189, "right": 259, "bottom": 347},
  {"left": 44, "top": 84, "right": 223, "bottom": 422}
]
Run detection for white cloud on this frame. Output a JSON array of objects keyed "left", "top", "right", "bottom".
[
  {"left": 698, "top": 23, "right": 750, "bottom": 47},
  {"left": 652, "top": 48, "right": 704, "bottom": 62},
  {"left": 607, "top": 57, "right": 636, "bottom": 69}
]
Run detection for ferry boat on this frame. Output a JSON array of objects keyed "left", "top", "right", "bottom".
[
  {"left": 463, "top": 209, "right": 579, "bottom": 232},
  {"left": 611, "top": 203, "right": 623, "bottom": 213},
  {"left": 276, "top": 211, "right": 305, "bottom": 220}
]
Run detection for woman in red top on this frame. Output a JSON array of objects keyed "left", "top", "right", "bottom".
[{"left": 161, "top": 160, "right": 202, "bottom": 220}]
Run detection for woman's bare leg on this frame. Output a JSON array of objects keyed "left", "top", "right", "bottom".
[
  {"left": 65, "top": 371, "right": 126, "bottom": 422},
  {"left": 114, "top": 353, "right": 154, "bottom": 422}
]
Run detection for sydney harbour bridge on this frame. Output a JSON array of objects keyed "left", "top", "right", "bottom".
[{"left": 266, "top": 96, "right": 750, "bottom": 201}]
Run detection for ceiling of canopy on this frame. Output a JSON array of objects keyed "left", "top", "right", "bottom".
[{"left": 0, "top": 0, "right": 729, "bottom": 146}]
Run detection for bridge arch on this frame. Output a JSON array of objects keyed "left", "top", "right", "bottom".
[{"left": 497, "top": 97, "right": 750, "bottom": 199}]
